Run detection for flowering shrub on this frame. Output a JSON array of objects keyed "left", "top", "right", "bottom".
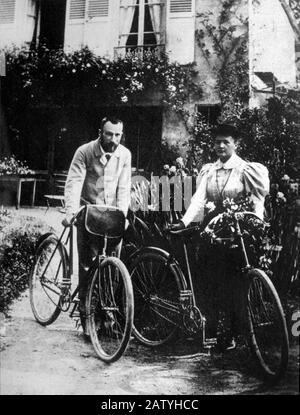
[
  {"left": 3, "top": 46, "right": 201, "bottom": 112},
  {"left": 0, "top": 155, "right": 32, "bottom": 176}
]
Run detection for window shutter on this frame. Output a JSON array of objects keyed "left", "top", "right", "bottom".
[
  {"left": 0, "top": 0, "right": 16, "bottom": 24},
  {"left": 88, "top": 0, "right": 109, "bottom": 18},
  {"left": 69, "top": 0, "right": 86, "bottom": 19},
  {"left": 170, "top": 0, "right": 192, "bottom": 14},
  {"left": 167, "top": 0, "right": 195, "bottom": 64}
]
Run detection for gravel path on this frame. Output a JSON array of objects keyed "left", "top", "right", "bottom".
[{"left": 0, "top": 290, "right": 299, "bottom": 395}]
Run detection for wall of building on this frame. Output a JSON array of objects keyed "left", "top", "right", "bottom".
[
  {"left": 249, "top": 0, "right": 297, "bottom": 107},
  {"left": 193, "top": 0, "right": 249, "bottom": 105},
  {"left": 161, "top": 0, "right": 249, "bottom": 156}
]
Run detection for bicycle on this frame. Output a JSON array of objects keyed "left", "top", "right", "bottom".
[
  {"left": 29, "top": 204, "right": 134, "bottom": 363},
  {"left": 128, "top": 210, "right": 289, "bottom": 382}
]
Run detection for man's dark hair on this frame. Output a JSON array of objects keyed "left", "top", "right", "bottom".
[{"left": 100, "top": 116, "right": 124, "bottom": 131}]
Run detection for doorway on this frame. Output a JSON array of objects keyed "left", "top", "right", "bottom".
[
  {"left": 117, "top": 106, "right": 163, "bottom": 173},
  {"left": 39, "top": 0, "right": 67, "bottom": 49}
]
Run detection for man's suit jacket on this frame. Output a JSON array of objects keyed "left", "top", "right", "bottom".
[{"left": 64, "top": 139, "right": 132, "bottom": 216}]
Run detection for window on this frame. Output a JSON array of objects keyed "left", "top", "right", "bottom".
[
  {"left": 39, "top": 0, "right": 67, "bottom": 49},
  {"left": 116, "top": 0, "right": 165, "bottom": 58},
  {"left": 0, "top": 0, "right": 16, "bottom": 24},
  {"left": 126, "top": 0, "right": 157, "bottom": 47},
  {"left": 197, "top": 105, "right": 221, "bottom": 125}
]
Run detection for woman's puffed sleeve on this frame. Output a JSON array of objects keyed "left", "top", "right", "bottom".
[
  {"left": 243, "top": 162, "right": 270, "bottom": 220},
  {"left": 181, "top": 164, "right": 212, "bottom": 227}
]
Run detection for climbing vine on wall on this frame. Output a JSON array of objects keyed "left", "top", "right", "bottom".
[{"left": 195, "top": 0, "right": 249, "bottom": 119}]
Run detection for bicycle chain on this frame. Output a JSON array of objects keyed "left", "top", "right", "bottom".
[{"left": 149, "top": 295, "right": 204, "bottom": 335}]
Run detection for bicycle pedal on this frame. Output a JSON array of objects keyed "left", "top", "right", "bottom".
[
  {"left": 204, "top": 337, "right": 217, "bottom": 345},
  {"left": 71, "top": 309, "right": 80, "bottom": 318},
  {"left": 58, "top": 278, "right": 71, "bottom": 290}
]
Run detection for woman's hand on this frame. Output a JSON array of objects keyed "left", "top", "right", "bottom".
[
  {"left": 168, "top": 220, "right": 186, "bottom": 231},
  {"left": 62, "top": 214, "right": 73, "bottom": 227}
]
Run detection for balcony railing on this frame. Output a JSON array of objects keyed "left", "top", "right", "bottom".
[{"left": 114, "top": 44, "right": 165, "bottom": 60}]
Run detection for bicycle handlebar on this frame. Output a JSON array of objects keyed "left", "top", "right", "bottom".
[
  {"left": 165, "top": 224, "right": 201, "bottom": 237},
  {"left": 165, "top": 211, "right": 266, "bottom": 238},
  {"left": 69, "top": 205, "right": 86, "bottom": 225}
]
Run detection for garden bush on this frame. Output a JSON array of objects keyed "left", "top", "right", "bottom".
[{"left": 0, "top": 208, "right": 52, "bottom": 315}]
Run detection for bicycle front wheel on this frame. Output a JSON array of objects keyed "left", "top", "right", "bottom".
[
  {"left": 86, "top": 257, "right": 134, "bottom": 363},
  {"left": 129, "top": 250, "right": 186, "bottom": 347},
  {"left": 246, "top": 268, "right": 289, "bottom": 382},
  {"left": 29, "top": 234, "right": 67, "bottom": 325}
]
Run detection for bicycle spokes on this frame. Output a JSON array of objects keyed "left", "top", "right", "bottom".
[
  {"left": 247, "top": 270, "right": 289, "bottom": 380},
  {"left": 30, "top": 235, "right": 66, "bottom": 325},
  {"left": 130, "top": 252, "right": 185, "bottom": 346},
  {"left": 88, "top": 261, "right": 130, "bottom": 360}
]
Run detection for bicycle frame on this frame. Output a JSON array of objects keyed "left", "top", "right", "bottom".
[
  {"left": 205, "top": 211, "right": 264, "bottom": 271},
  {"left": 153, "top": 211, "right": 264, "bottom": 339}
]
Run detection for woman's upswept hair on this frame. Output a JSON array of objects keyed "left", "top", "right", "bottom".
[{"left": 213, "top": 123, "right": 239, "bottom": 140}]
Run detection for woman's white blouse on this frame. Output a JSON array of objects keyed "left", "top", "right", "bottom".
[{"left": 181, "top": 153, "right": 270, "bottom": 226}]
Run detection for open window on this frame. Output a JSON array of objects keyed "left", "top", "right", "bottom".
[
  {"left": 115, "top": 0, "right": 165, "bottom": 59},
  {"left": 39, "top": 0, "right": 67, "bottom": 49}
]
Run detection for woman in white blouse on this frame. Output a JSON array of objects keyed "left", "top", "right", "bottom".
[
  {"left": 172, "top": 123, "right": 270, "bottom": 229},
  {"left": 170, "top": 123, "right": 270, "bottom": 351}
]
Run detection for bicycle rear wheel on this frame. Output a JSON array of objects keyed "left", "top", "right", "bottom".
[
  {"left": 86, "top": 257, "right": 133, "bottom": 363},
  {"left": 29, "top": 234, "right": 67, "bottom": 325},
  {"left": 246, "top": 268, "right": 289, "bottom": 382},
  {"left": 129, "top": 249, "right": 186, "bottom": 347}
]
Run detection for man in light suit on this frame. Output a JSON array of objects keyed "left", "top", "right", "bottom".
[{"left": 63, "top": 116, "right": 132, "bottom": 330}]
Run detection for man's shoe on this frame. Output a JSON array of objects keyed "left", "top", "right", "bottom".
[
  {"left": 79, "top": 305, "right": 90, "bottom": 341},
  {"left": 224, "top": 337, "right": 236, "bottom": 351},
  {"left": 82, "top": 328, "right": 91, "bottom": 342}
]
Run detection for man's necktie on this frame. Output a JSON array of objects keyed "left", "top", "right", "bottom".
[{"left": 105, "top": 154, "right": 111, "bottom": 162}]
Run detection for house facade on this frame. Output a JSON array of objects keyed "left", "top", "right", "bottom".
[{"left": 0, "top": 0, "right": 299, "bottom": 171}]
